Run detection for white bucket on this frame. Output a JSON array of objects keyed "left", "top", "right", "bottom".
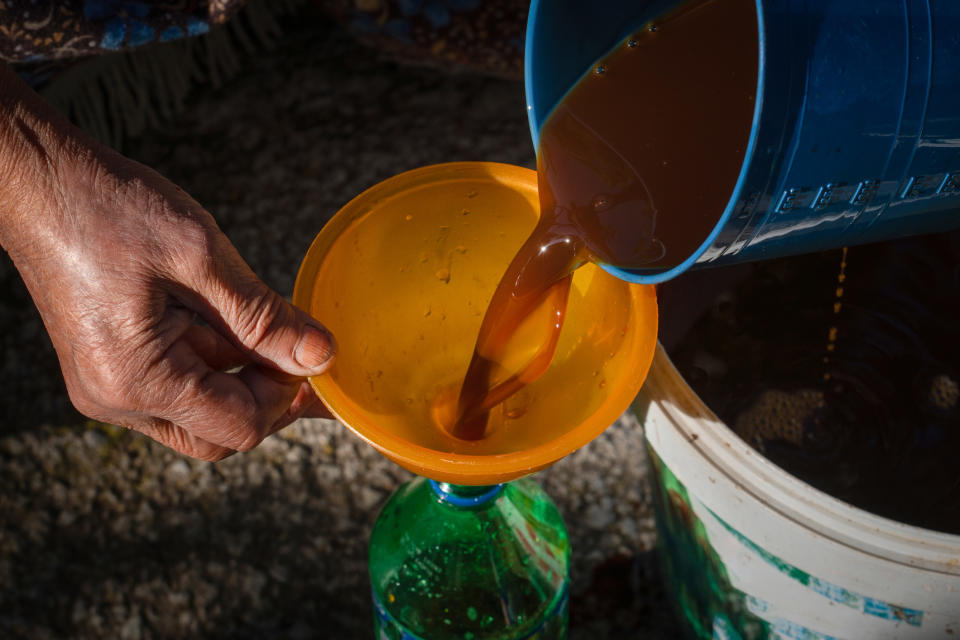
[{"left": 637, "top": 343, "right": 960, "bottom": 639}]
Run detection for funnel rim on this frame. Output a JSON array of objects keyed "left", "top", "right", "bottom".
[{"left": 294, "top": 161, "right": 657, "bottom": 484}]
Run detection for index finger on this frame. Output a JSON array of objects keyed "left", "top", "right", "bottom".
[{"left": 147, "top": 340, "right": 301, "bottom": 451}]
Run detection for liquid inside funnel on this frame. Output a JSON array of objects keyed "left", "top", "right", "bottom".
[{"left": 293, "top": 162, "right": 657, "bottom": 484}]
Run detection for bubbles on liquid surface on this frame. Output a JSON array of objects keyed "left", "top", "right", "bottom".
[
  {"left": 634, "top": 237, "right": 667, "bottom": 264},
  {"left": 593, "top": 65, "right": 606, "bottom": 75},
  {"left": 627, "top": 39, "right": 639, "bottom": 48},
  {"left": 592, "top": 194, "right": 611, "bottom": 211}
]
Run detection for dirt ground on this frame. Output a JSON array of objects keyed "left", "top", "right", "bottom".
[{"left": 0, "top": 6, "right": 683, "bottom": 638}]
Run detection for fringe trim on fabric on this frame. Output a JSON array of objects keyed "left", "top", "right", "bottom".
[{"left": 40, "top": 0, "right": 305, "bottom": 150}]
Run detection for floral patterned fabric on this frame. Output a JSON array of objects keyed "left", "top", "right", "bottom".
[
  {"left": 324, "top": 0, "right": 526, "bottom": 78},
  {"left": 0, "top": 0, "right": 244, "bottom": 63},
  {"left": 1, "top": 0, "right": 527, "bottom": 78}
]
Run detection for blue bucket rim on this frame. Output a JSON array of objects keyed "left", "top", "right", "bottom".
[{"left": 523, "top": 0, "right": 766, "bottom": 284}]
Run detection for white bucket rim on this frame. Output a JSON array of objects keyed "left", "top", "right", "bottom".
[{"left": 641, "top": 343, "right": 960, "bottom": 576}]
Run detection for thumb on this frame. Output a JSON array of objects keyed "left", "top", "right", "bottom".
[{"left": 189, "top": 251, "right": 336, "bottom": 376}]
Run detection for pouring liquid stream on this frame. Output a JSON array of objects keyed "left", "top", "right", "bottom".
[{"left": 448, "top": 0, "right": 758, "bottom": 440}]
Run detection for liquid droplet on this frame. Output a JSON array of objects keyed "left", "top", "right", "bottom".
[
  {"left": 636, "top": 237, "right": 667, "bottom": 262},
  {"left": 424, "top": 306, "right": 432, "bottom": 317},
  {"left": 467, "top": 190, "right": 478, "bottom": 198},
  {"left": 506, "top": 408, "right": 526, "bottom": 419},
  {"left": 404, "top": 213, "right": 413, "bottom": 221},
  {"left": 599, "top": 379, "right": 607, "bottom": 388},
  {"left": 461, "top": 208, "right": 470, "bottom": 216},
  {"left": 419, "top": 252, "right": 428, "bottom": 263},
  {"left": 466, "top": 607, "right": 478, "bottom": 621},
  {"left": 455, "top": 245, "right": 467, "bottom": 254},
  {"left": 592, "top": 194, "right": 611, "bottom": 211},
  {"left": 435, "top": 268, "right": 451, "bottom": 283}
]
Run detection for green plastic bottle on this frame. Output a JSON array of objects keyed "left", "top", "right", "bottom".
[{"left": 369, "top": 477, "right": 570, "bottom": 640}]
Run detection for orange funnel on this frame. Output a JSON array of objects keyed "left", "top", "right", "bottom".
[{"left": 293, "top": 162, "right": 658, "bottom": 484}]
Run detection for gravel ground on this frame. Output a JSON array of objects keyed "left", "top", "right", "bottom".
[{"left": 0, "top": 7, "right": 682, "bottom": 638}]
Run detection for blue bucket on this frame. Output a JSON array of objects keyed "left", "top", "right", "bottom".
[{"left": 525, "top": 0, "right": 960, "bottom": 284}]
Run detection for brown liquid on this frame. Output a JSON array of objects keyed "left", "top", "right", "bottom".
[{"left": 451, "top": 0, "right": 758, "bottom": 439}]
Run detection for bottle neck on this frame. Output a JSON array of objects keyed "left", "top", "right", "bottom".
[{"left": 429, "top": 479, "right": 505, "bottom": 507}]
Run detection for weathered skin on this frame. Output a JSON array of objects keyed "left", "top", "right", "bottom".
[{"left": 0, "top": 63, "right": 335, "bottom": 461}]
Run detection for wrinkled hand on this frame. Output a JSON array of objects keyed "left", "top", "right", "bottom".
[{"left": 0, "top": 65, "right": 335, "bottom": 460}]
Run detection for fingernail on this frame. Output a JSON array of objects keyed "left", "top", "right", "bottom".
[{"left": 295, "top": 324, "right": 336, "bottom": 371}]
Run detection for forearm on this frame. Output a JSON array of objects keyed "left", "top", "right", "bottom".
[{"left": 0, "top": 62, "right": 98, "bottom": 263}]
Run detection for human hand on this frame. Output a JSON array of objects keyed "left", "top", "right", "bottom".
[{"left": 0, "top": 65, "right": 335, "bottom": 460}]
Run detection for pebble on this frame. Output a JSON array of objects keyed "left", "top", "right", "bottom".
[
  {"left": 358, "top": 486, "right": 384, "bottom": 511},
  {"left": 120, "top": 614, "right": 142, "bottom": 640},
  {"left": 167, "top": 459, "right": 190, "bottom": 479},
  {"left": 83, "top": 429, "right": 109, "bottom": 449},
  {"left": 585, "top": 503, "right": 616, "bottom": 530},
  {"left": 619, "top": 518, "right": 639, "bottom": 541}
]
